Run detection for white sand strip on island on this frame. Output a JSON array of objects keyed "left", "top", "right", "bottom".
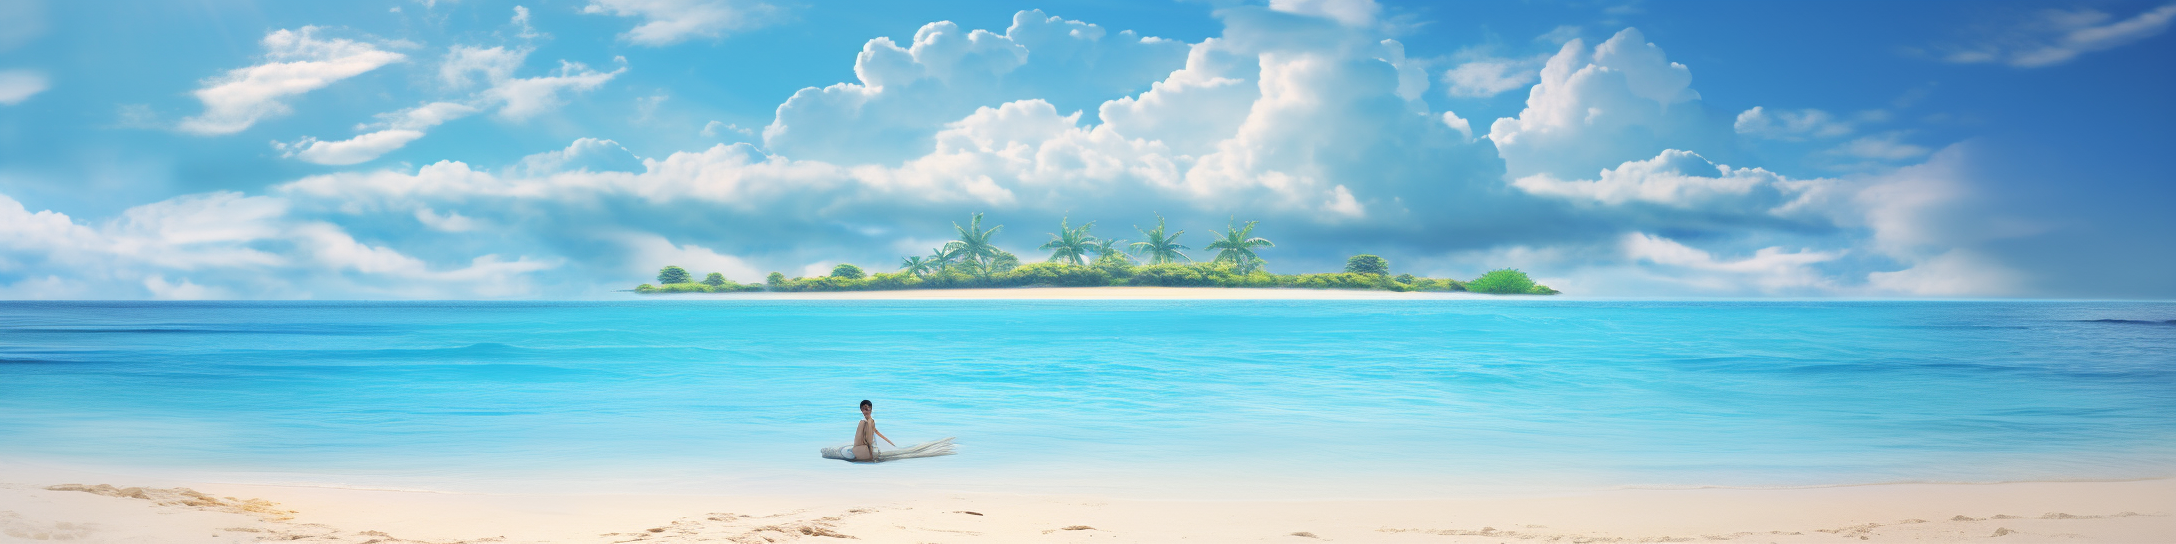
[
  {"left": 3, "top": 475, "right": 2169, "bottom": 543},
  {"left": 653, "top": 286, "right": 1502, "bottom": 300}
]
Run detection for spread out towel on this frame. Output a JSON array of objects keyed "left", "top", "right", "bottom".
[{"left": 822, "top": 437, "right": 958, "bottom": 462}]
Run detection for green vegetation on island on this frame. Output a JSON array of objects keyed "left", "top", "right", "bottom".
[{"left": 633, "top": 214, "right": 1559, "bottom": 295}]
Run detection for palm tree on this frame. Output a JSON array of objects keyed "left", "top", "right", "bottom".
[
  {"left": 1206, "top": 219, "right": 1274, "bottom": 273},
  {"left": 1091, "top": 237, "right": 1130, "bottom": 263},
  {"left": 925, "top": 246, "right": 958, "bottom": 273},
  {"left": 1038, "top": 217, "right": 1098, "bottom": 266},
  {"left": 946, "top": 213, "right": 1005, "bottom": 269},
  {"left": 1130, "top": 214, "right": 1190, "bottom": 265},
  {"left": 900, "top": 255, "right": 934, "bottom": 277}
]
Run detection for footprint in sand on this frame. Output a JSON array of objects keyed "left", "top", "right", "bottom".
[{"left": 1289, "top": 531, "right": 1320, "bottom": 538}]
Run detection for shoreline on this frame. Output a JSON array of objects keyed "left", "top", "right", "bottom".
[
  {"left": 3, "top": 474, "right": 2169, "bottom": 543},
  {"left": 633, "top": 286, "right": 1507, "bottom": 300}
]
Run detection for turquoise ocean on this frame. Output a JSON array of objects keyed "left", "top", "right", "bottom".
[{"left": 2, "top": 300, "right": 2172, "bottom": 499}]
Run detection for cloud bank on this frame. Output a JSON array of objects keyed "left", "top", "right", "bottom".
[{"left": 0, "top": 8, "right": 2028, "bottom": 299}]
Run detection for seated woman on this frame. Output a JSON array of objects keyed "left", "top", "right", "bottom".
[
  {"left": 821, "top": 400, "right": 954, "bottom": 462},
  {"left": 851, "top": 399, "right": 895, "bottom": 462}
]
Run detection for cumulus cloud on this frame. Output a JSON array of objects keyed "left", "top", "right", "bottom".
[
  {"left": 1487, "top": 28, "right": 1731, "bottom": 181},
  {"left": 178, "top": 27, "right": 406, "bottom": 135},
  {"left": 764, "top": 9, "right": 1188, "bottom": 165},
  {"left": 1734, "top": 106, "right": 1854, "bottom": 140},
  {"left": 1512, "top": 149, "right": 1793, "bottom": 211},
  {"left": 581, "top": 0, "right": 784, "bottom": 46},
  {"left": 0, "top": 69, "right": 48, "bottom": 105},
  {"left": 1936, "top": 3, "right": 2176, "bottom": 67},
  {"left": 276, "top": 102, "right": 480, "bottom": 165}
]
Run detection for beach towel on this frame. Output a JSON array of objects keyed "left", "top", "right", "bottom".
[{"left": 822, "top": 437, "right": 957, "bottom": 462}]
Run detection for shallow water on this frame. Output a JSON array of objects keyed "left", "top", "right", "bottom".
[{"left": 1, "top": 300, "right": 2172, "bottom": 499}]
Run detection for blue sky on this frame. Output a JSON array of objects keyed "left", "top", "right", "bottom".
[{"left": 0, "top": 0, "right": 2170, "bottom": 299}]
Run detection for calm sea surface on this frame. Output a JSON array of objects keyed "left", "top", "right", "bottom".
[{"left": 1, "top": 300, "right": 2172, "bottom": 499}]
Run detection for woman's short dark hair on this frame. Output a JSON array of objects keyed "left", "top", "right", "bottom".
[{"left": 859, "top": 399, "right": 873, "bottom": 409}]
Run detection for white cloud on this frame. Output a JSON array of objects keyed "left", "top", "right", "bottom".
[
  {"left": 1734, "top": 106, "right": 1854, "bottom": 140},
  {"left": 1487, "top": 28, "right": 1728, "bottom": 181},
  {"left": 275, "top": 102, "right": 479, "bottom": 165},
  {"left": 483, "top": 59, "right": 625, "bottom": 120},
  {"left": 1512, "top": 149, "right": 1793, "bottom": 210},
  {"left": 701, "top": 120, "right": 755, "bottom": 138},
  {"left": 1440, "top": 111, "right": 1472, "bottom": 140},
  {"left": 437, "top": 45, "right": 624, "bottom": 120},
  {"left": 441, "top": 45, "right": 527, "bottom": 89},
  {"left": 1623, "top": 232, "right": 1843, "bottom": 293},
  {"left": 5, "top": 11, "right": 2040, "bottom": 299},
  {"left": 178, "top": 27, "right": 407, "bottom": 135},
  {"left": 1938, "top": 3, "right": 2176, "bottom": 67},
  {"left": 1833, "top": 132, "right": 1930, "bottom": 161},
  {"left": 277, "top": 130, "right": 427, "bottom": 166},
  {"left": 0, "top": 189, "right": 558, "bottom": 299},
  {"left": 413, "top": 208, "right": 480, "bottom": 232},
  {"left": 1268, "top": 0, "right": 1381, "bottom": 27},
  {"left": 1442, "top": 59, "right": 1536, "bottom": 98},
  {"left": 1536, "top": 25, "right": 1581, "bottom": 45},
  {"left": 0, "top": 69, "right": 48, "bottom": 105},
  {"left": 510, "top": 137, "right": 645, "bottom": 176},
  {"left": 512, "top": 6, "right": 543, "bottom": 39},
  {"left": 581, "top": 0, "right": 783, "bottom": 46},
  {"left": 143, "top": 275, "right": 222, "bottom": 300},
  {"left": 765, "top": 10, "right": 1188, "bottom": 165}
]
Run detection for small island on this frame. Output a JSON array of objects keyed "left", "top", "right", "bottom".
[{"left": 634, "top": 214, "right": 1559, "bottom": 295}]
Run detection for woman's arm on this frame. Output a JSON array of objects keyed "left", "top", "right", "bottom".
[{"left": 872, "top": 422, "right": 897, "bottom": 446}]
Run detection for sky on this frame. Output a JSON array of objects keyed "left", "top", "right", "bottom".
[{"left": 0, "top": 0, "right": 2171, "bottom": 299}]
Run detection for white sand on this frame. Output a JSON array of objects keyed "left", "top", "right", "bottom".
[
  {"left": 4, "top": 468, "right": 2169, "bottom": 543},
  {"left": 658, "top": 286, "right": 1497, "bottom": 300}
]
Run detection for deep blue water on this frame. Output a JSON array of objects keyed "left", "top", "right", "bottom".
[{"left": 1, "top": 300, "right": 2172, "bottom": 499}]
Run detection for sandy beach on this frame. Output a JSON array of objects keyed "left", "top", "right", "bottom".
[
  {"left": 3, "top": 463, "right": 2170, "bottom": 543},
  {"left": 646, "top": 287, "right": 1497, "bottom": 300}
]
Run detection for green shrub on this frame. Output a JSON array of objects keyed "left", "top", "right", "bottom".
[
  {"left": 1405, "top": 278, "right": 1467, "bottom": 292},
  {"left": 1274, "top": 272, "right": 1378, "bottom": 290},
  {"left": 830, "top": 263, "right": 866, "bottom": 279},
  {"left": 657, "top": 266, "right": 692, "bottom": 284},
  {"left": 1394, "top": 273, "right": 1416, "bottom": 284},
  {"left": 765, "top": 272, "right": 786, "bottom": 289},
  {"left": 652, "top": 282, "right": 715, "bottom": 293},
  {"left": 634, "top": 283, "right": 657, "bottom": 292},
  {"left": 863, "top": 272, "right": 922, "bottom": 290},
  {"left": 1467, "top": 268, "right": 1537, "bottom": 294},
  {"left": 1344, "top": 254, "right": 1389, "bottom": 275},
  {"left": 1529, "top": 284, "right": 1560, "bottom": 295},
  {"left": 701, "top": 272, "right": 728, "bottom": 287},
  {"left": 1128, "top": 263, "right": 1220, "bottom": 286},
  {"left": 1000, "top": 262, "right": 1114, "bottom": 287}
]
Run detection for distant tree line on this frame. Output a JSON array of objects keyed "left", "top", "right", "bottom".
[{"left": 635, "top": 213, "right": 1558, "bottom": 295}]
